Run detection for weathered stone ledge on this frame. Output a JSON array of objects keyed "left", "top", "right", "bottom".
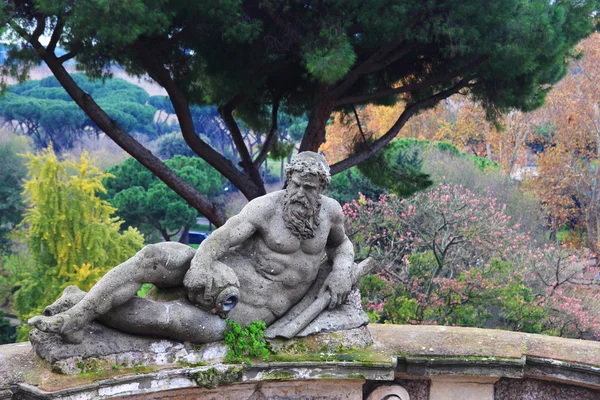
[
  {"left": 8, "top": 362, "right": 394, "bottom": 400},
  {"left": 2, "top": 324, "right": 600, "bottom": 399}
]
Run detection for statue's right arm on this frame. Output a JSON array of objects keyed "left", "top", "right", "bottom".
[
  {"left": 183, "top": 200, "right": 265, "bottom": 294},
  {"left": 191, "top": 213, "right": 257, "bottom": 269}
]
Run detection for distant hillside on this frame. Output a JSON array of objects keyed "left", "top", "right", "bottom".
[{"left": 0, "top": 45, "right": 166, "bottom": 96}]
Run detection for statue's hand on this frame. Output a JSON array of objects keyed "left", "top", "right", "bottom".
[
  {"left": 318, "top": 269, "right": 352, "bottom": 310},
  {"left": 183, "top": 260, "right": 240, "bottom": 311}
]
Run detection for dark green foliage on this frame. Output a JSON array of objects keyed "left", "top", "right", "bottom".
[
  {"left": 0, "top": 132, "right": 29, "bottom": 253},
  {"left": 328, "top": 167, "right": 386, "bottom": 205},
  {"left": 3, "top": 1, "right": 596, "bottom": 130},
  {"left": 104, "top": 156, "right": 225, "bottom": 242},
  {"left": 155, "top": 133, "right": 198, "bottom": 159},
  {"left": 0, "top": 310, "right": 16, "bottom": 344},
  {"left": 357, "top": 139, "right": 433, "bottom": 197},
  {"left": 0, "top": 74, "right": 157, "bottom": 150},
  {"left": 223, "top": 320, "right": 270, "bottom": 364}
]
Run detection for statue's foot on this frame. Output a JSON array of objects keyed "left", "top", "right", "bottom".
[
  {"left": 28, "top": 313, "right": 84, "bottom": 344},
  {"left": 42, "top": 285, "right": 86, "bottom": 316}
]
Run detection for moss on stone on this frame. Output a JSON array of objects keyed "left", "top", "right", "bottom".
[
  {"left": 346, "top": 373, "right": 366, "bottom": 379},
  {"left": 261, "top": 372, "right": 295, "bottom": 380},
  {"left": 317, "top": 373, "right": 366, "bottom": 379},
  {"left": 178, "top": 361, "right": 207, "bottom": 368},
  {"left": 77, "top": 364, "right": 156, "bottom": 379},
  {"left": 269, "top": 345, "right": 392, "bottom": 366},
  {"left": 191, "top": 366, "right": 243, "bottom": 389}
]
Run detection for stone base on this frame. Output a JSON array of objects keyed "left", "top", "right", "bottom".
[
  {"left": 29, "top": 324, "right": 227, "bottom": 374},
  {"left": 29, "top": 323, "right": 373, "bottom": 375},
  {"left": 6, "top": 325, "right": 600, "bottom": 399}
]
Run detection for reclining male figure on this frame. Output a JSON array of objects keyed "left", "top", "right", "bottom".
[{"left": 29, "top": 152, "right": 355, "bottom": 344}]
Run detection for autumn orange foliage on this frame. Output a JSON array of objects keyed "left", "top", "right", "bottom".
[{"left": 320, "top": 33, "right": 600, "bottom": 252}]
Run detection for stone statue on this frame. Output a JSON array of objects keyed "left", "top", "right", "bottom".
[{"left": 29, "top": 152, "right": 371, "bottom": 344}]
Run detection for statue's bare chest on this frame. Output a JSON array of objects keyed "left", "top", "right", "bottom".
[{"left": 259, "top": 212, "right": 330, "bottom": 256}]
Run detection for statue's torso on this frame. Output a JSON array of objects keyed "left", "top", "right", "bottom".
[{"left": 223, "top": 197, "right": 332, "bottom": 320}]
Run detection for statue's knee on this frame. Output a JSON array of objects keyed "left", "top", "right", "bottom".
[{"left": 137, "top": 244, "right": 164, "bottom": 269}]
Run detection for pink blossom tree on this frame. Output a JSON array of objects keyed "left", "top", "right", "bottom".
[{"left": 345, "top": 182, "right": 600, "bottom": 338}]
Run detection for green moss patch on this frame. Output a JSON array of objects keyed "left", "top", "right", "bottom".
[
  {"left": 191, "top": 366, "right": 243, "bottom": 389},
  {"left": 261, "top": 372, "right": 295, "bottom": 380}
]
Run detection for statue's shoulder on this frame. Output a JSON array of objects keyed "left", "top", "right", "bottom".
[
  {"left": 241, "top": 191, "right": 283, "bottom": 217},
  {"left": 320, "top": 195, "right": 344, "bottom": 221}
]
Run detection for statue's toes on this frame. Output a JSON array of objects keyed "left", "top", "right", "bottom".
[
  {"left": 28, "top": 315, "right": 65, "bottom": 334},
  {"left": 28, "top": 315, "right": 43, "bottom": 328}
]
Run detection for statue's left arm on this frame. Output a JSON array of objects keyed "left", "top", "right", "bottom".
[{"left": 320, "top": 199, "right": 355, "bottom": 309}]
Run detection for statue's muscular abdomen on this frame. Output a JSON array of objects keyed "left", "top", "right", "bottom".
[
  {"left": 251, "top": 237, "right": 324, "bottom": 286},
  {"left": 221, "top": 234, "right": 326, "bottom": 318}
]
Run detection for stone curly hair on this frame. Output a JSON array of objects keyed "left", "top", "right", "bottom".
[{"left": 285, "top": 151, "right": 331, "bottom": 189}]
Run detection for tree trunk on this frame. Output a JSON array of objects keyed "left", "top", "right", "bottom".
[
  {"left": 179, "top": 225, "right": 190, "bottom": 244},
  {"left": 159, "top": 228, "right": 171, "bottom": 242},
  {"left": 300, "top": 88, "right": 334, "bottom": 152}
]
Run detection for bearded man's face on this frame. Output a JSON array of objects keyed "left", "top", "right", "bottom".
[{"left": 283, "top": 171, "right": 323, "bottom": 239}]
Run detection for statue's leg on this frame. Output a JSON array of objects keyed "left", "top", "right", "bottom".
[
  {"left": 42, "top": 285, "right": 86, "bottom": 316},
  {"left": 98, "top": 297, "right": 228, "bottom": 343},
  {"left": 29, "top": 242, "right": 196, "bottom": 343}
]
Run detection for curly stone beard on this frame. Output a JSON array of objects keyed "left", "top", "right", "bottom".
[{"left": 282, "top": 189, "right": 322, "bottom": 239}]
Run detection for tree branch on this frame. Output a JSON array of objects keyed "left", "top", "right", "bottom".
[
  {"left": 31, "top": 14, "right": 46, "bottom": 43},
  {"left": 330, "top": 13, "right": 426, "bottom": 100},
  {"left": 47, "top": 18, "right": 65, "bottom": 53},
  {"left": 137, "top": 55, "right": 266, "bottom": 200},
  {"left": 352, "top": 105, "right": 367, "bottom": 142},
  {"left": 299, "top": 84, "right": 335, "bottom": 151},
  {"left": 253, "top": 95, "right": 280, "bottom": 167},
  {"left": 153, "top": 26, "right": 191, "bottom": 54},
  {"left": 330, "top": 39, "right": 404, "bottom": 99},
  {"left": 218, "top": 94, "right": 266, "bottom": 193},
  {"left": 334, "top": 56, "right": 488, "bottom": 107},
  {"left": 330, "top": 78, "right": 474, "bottom": 175},
  {"left": 8, "top": 20, "right": 44, "bottom": 51},
  {"left": 54, "top": 35, "right": 83, "bottom": 63}
]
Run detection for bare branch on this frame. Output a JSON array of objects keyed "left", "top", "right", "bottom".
[
  {"left": 330, "top": 78, "right": 475, "bottom": 175},
  {"left": 253, "top": 96, "right": 281, "bottom": 167}
]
